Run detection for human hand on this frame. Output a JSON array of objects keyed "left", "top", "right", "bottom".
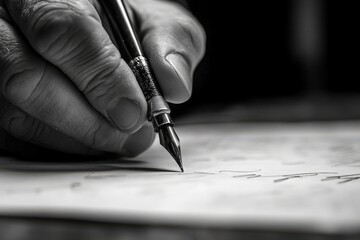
[{"left": 0, "top": 0, "right": 206, "bottom": 157}]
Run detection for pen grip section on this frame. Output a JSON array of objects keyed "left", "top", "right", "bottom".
[
  {"left": 129, "top": 56, "right": 161, "bottom": 101},
  {"left": 129, "top": 56, "right": 171, "bottom": 126}
]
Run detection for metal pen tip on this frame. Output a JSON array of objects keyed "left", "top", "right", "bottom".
[{"left": 158, "top": 125, "right": 183, "bottom": 172}]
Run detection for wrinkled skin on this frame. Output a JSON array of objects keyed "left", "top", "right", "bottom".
[{"left": 0, "top": 0, "right": 206, "bottom": 158}]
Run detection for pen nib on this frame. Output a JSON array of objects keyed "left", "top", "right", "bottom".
[{"left": 158, "top": 125, "right": 183, "bottom": 172}]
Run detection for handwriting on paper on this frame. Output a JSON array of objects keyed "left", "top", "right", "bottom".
[
  {"left": 1, "top": 121, "right": 360, "bottom": 233},
  {"left": 322, "top": 173, "right": 360, "bottom": 184}
]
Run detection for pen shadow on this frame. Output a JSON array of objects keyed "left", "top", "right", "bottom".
[{"left": 0, "top": 152, "right": 176, "bottom": 173}]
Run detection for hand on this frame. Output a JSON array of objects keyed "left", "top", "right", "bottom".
[{"left": 0, "top": 0, "right": 206, "bottom": 157}]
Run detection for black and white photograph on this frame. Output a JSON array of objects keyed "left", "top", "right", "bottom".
[{"left": 0, "top": 0, "right": 359, "bottom": 239}]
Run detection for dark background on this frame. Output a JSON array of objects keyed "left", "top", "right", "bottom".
[{"left": 172, "top": 0, "right": 360, "bottom": 120}]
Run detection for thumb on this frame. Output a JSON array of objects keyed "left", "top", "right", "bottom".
[{"left": 131, "top": 0, "right": 206, "bottom": 104}]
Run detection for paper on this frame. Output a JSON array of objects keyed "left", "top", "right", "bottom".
[{"left": 0, "top": 121, "right": 360, "bottom": 234}]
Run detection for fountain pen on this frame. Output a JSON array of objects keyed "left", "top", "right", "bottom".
[{"left": 101, "top": 0, "right": 183, "bottom": 171}]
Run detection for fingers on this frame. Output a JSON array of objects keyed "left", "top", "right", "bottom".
[
  {"left": 129, "top": 0, "right": 206, "bottom": 103},
  {"left": 0, "top": 17, "right": 136, "bottom": 154},
  {"left": 4, "top": 0, "right": 147, "bottom": 133},
  {"left": 0, "top": 97, "right": 104, "bottom": 155},
  {"left": 0, "top": 100, "right": 154, "bottom": 157}
]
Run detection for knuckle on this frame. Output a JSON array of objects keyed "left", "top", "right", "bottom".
[
  {"left": 29, "top": 4, "right": 75, "bottom": 55},
  {"left": 0, "top": 22, "right": 24, "bottom": 68},
  {"left": 6, "top": 113, "right": 42, "bottom": 142},
  {"left": 81, "top": 119, "right": 124, "bottom": 153},
  {"left": 3, "top": 64, "right": 45, "bottom": 106},
  {"left": 28, "top": 1, "right": 98, "bottom": 57},
  {"left": 80, "top": 49, "right": 121, "bottom": 95},
  {"left": 82, "top": 119, "right": 102, "bottom": 148}
]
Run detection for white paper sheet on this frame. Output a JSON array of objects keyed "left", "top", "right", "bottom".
[{"left": 1, "top": 121, "right": 359, "bottom": 234}]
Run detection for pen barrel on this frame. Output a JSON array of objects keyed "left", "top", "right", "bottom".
[{"left": 101, "top": 0, "right": 143, "bottom": 59}]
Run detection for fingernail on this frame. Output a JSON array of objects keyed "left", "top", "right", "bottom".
[
  {"left": 107, "top": 98, "right": 141, "bottom": 131},
  {"left": 123, "top": 123, "right": 155, "bottom": 157},
  {"left": 166, "top": 53, "right": 192, "bottom": 94}
]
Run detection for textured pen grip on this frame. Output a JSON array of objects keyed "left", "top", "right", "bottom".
[{"left": 129, "top": 56, "right": 161, "bottom": 101}]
